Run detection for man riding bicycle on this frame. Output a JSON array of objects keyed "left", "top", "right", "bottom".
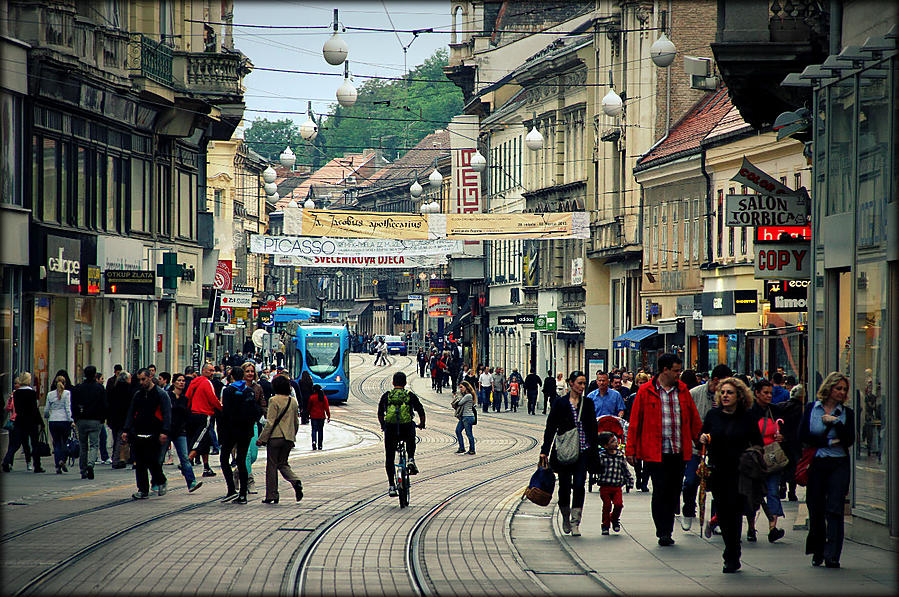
[{"left": 378, "top": 371, "right": 426, "bottom": 497}]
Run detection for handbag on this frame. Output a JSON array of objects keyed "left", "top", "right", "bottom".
[
  {"left": 794, "top": 446, "right": 816, "bottom": 486},
  {"left": 471, "top": 409, "right": 477, "bottom": 425},
  {"left": 554, "top": 397, "right": 584, "bottom": 465},
  {"left": 35, "top": 428, "right": 52, "bottom": 458},
  {"left": 256, "top": 397, "right": 291, "bottom": 446},
  {"left": 66, "top": 430, "right": 80, "bottom": 460},
  {"left": 761, "top": 412, "right": 789, "bottom": 474},
  {"left": 523, "top": 463, "right": 556, "bottom": 507},
  {"left": 450, "top": 395, "right": 463, "bottom": 419}
]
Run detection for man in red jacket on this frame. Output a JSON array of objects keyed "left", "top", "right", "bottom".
[
  {"left": 186, "top": 363, "right": 223, "bottom": 477},
  {"left": 625, "top": 353, "right": 702, "bottom": 546}
]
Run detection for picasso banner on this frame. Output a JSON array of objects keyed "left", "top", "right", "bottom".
[
  {"left": 250, "top": 235, "right": 462, "bottom": 257},
  {"left": 273, "top": 254, "right": 447, "bottom": 268},
  {"left": 301, "top": 209, "right": 430, "bottom": 240}
]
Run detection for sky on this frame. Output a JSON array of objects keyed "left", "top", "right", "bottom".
[{"left": 233, "top": 1, "right": 453, "bottom": 127}]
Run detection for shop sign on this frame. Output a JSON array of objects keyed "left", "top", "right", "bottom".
[
  {"left": 534, "top": 314, "right": 547, "bottom": 330},
  {"left": 47, "top": 235, "right": 81, "bottom": 294},
  {"left": 725, "top": 194, "right": 808, "bottom": 227},
  {"left": 754, "top": 241, "right": 811, "bottom": 280},
  {"left": 585, "top": 349, "right": 607, "bottom": 381},
  {"left": 515, "top": 314, "right": 535, "bottom": 326},
  {"left": 756, "top": 226, "right": 811, "bottom": 242},
  {"left": 497, "top": 315, "right": 516, "bottom": 326},
  {"left": 428, "top": 294, "right": 453, "bottom": 317},
  {"left": 702, "top": 291, "right": 735, "bottom": 316},
  {"left": 104, "top": 270, "right": 155, "bottom": 295},
  {"left": 429, "top": 278, "right": 450, "bottom": 295},
  {"left": 734, "top": 290, "right": 758, "bottom": 313},
  {"left": 765, "top": 280, "right": 809, "bottom": 312},
  {"left": 86, "top": 266, "right": 101, "bottom": 295},
  {"left": 214, "top": 260, "right": 232, "bottom": 290},
  {"left": 535, "top": 311, "right": 557, "bottom": 331},
  {"left": 220, "top": 291, "right": 252, "bottom": 308},
  {"left": 570, "top": 258, "right": 584, "bottom": 285},
  {"left": 408, "top": 294, "right": 423, "bottom": 312},
  {"left": 730, "top": 157, "right": 801, "bottom": 198}
]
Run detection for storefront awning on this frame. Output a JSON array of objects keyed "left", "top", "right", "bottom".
[
  {"left": 446, "top": 305, "right": 472, "bottom": 334},
  {"left": 612, "top": 327, "right": 658, "bottom": 350},
  {"left": 347, "top": 302, "right": 371, "bottom": 320}
]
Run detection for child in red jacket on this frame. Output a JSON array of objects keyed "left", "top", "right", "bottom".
[{"left": 307, "top": 385, "right": 330, "bottom": 451}]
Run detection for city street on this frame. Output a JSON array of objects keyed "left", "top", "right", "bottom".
[{"left": 2, "top": 355, "right": 895, "bottom": 596}]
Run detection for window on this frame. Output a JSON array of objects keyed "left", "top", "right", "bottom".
[
  {"left": 651, "top": 205, "right": 659, "bottom": 265},
  {"left": 131, "top": 159, "right": 149, "bottom": 233},
  {"left": 727, "top": 187, "right": 735, "bottom": 257},
  {"left": 214, "top": 188, "right": 222, "bottom": 217},
  {"left": 178, "top": 170, "right": 193, "bottom": 238},
  {"left": 693, "top": 198, "right": 701, "bottom": 261},
  {"left": 671, "top": 202, "right": 679, "bottom": 264},
  {"left": 157, "top": 164, "right": 171, "bottom": 237},
  {"left": 74, "top": 146, "right": 86, "bottom": 227},
  {"left": 39, "top": 137, "right": 59, "bottom": 223},
  {"left": 682, "top": 199, "right": 690, "bottom": 263},
  {"left": 660, "top": 203, "right": 668, "bottom": 264},
  {"left": 716, "top": 189, "right": 723, "bottom": 258}
]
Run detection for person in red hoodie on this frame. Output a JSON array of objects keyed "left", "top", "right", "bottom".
[
  {"left": 307, "top": 384, "right": 331, "bottom": 451},
  {"left": 625, "top": 353, "right": 702, "bottom": 546},
  {"left": 185, "top": 363, "right": 223, "bottom": 477}
]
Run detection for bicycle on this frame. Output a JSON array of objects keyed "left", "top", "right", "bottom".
[{"left": 394, "top": 434, "right": 410, "bottom": 508}]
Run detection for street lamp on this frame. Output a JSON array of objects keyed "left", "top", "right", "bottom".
[
  {"left": 322, "top": 9, "right": 348, "bottom": 65},
  {"left": 263, "top": 165, "right": 277, "bottom": 184},
  {"left": 602, "top": 71, "right": 623, "bottom": 117},
  {"left": 264, "top": 181, "right": 277, "bottom": 196},
  {"left": 304, "top": 198, "right": 316, "bottom": 209},
  {"left": 650, "top": 32, "right": 676, "bottom": 67},
  {"left": 428, "top": 168, "right": 443, "bottom": 187},
  {"left": 337, "top": 61, "right": 357, "bottom": 108},
  {"left": 525, "top": 113, "right": 543, "bottom": 151},
  {"left": 410, "top": 170, "right": 423, "bottom": 198},
  {"left": 470, "top": 149, "right": 487, "bottom": 172},
  {"left": 279, "top": 146, "right": 296, "bottom": 169},
  {"left": 300, "top": 101, "right": 318, "bottom": 141}
]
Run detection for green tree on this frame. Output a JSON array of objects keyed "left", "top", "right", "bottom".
[{"left": 243, "top": 118, "right": 302, "bottom": 162}]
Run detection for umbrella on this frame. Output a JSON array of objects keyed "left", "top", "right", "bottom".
[{"left": 697, "top": 444, "right": 711, "bottom": 529}]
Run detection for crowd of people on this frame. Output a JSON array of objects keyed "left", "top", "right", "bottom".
[
  {"left": 2, "top": 356, "right": 324, "bottom": 506},
  {"left": 535, "top": 353, "right": 853, "bottom": 574}
]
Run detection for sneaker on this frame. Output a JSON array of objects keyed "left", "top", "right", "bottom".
[
  {"left": 467, "top": 450, "right": 476, "bottom": 455},
  {"left": 132, "top": 491, "right": 149, "bottom": 500},
  {"left": 102, "top": 459, "right": 113, "bottom": 465},
  {"left": 824, "top": 560, "right": 840, "bottom": 569},
  {"left": 612, "top": 521, "right": 621, "bottom": 532},
  {"left": 680, "top": 516, "right": 694, "bottom": 531},
  {"left": 26, "top": 462, "right": 31, "bottom": 471},
  {"left": 747, "top": 529, "right": 757, "bottom": 542},
  {"left": 221, "top": 491, "right": 238, "bottom": 503},
  {"left": 812, "top": 554, "right": 824, "bottom": 567},
  {"left": 2, "top": 462, "right": 10, "bottom": 472},
  {"left": 210, "top": 449, "right": 219, "bottom": 456},
  {"left": 722, "top": 561, "right": 741, "bottom": 574},
  {"left": 86, "top": 466, "right": 94, "bottom": 480},
  {"left": 455, "top": 448, "right": 466, "bottom": 454},
  {"left": 202, "top": 468, "right": 217, "bottom": 477},
  {"left": 151, "top": 484, "right": 159, "bottom": 493},
  {"left": 157, "top": 482, "right": 167, "bottom": 496},
  {"left": 768, "top": 527, "right": 785, "bottom": 543},
  {"left": 388, "top": 485, "right": 398, "bottom": 497},
  {"left": 111, "top": 461, "right": 127, "bottom": 469},
  {"left": 601, "top": 526, "right": 610, "bottom": 535},
  {"left": 33, "top": 467, "right": 46, "bottom": 473},
  {"left": 247, "top": 478, "right": 258, "bottom": 494},
  {"left": 658, "top": 536, "right": 675, "bottom": 546},
  {"left": 234, "top": 495, "right": 248, "bottom": 504},
  {"left": 407, "top": 460, "right": 418, "bottom": 475},
  {"left": 188, "top": 480, "right": 203, "bottom": 492}
]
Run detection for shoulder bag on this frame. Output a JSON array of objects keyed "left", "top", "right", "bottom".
[
  {"left": 554, "top": 397, "right": 583, "bottom": 465},
  {"left": 256, "top": 397, "right": 292, "bottom": 446},
  {"left": 761, "top": 410, "right": 789, "bottom": 474}
]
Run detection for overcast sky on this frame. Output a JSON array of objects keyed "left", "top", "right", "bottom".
[{"left": 233, "top": 1, "right": 453, "bottom": 127}]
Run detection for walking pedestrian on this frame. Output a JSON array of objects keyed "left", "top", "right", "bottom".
[
  {"left": 218, "top": 366, "right": 259, "bottom": 504},
  {"left": 123, "top": 368, "right": 171, "bottom": 499},
  {"left": 524, "top": 370, "right": 541, "bottom": 415},
  {"left": 801, "top": 372, "right": 854, "bottom": 568},
  {"left": 108, "top": 371, "right": 133, "bottom": 468},
  {"left": 162, "top": 374, "right": 202, "bottom": 492},
  {"left": 43, "top": 375, "right": 73, "bottom": 473},
  {"left": 555, "top": 372, "right": 567, "bottom": 398},
  {"left": 257, "top": 374, "right": 303, "bottom": 503},
  {"left": 540, "top": 371, "right": 597, "bottom": 536},
  {"left": 2, "top": 373, "right": 44, "bottom": 473},
  {"left": 629, "top": 371, "right": 652, "bottom": 491},
  {"left": 747, "top": 379, "right": 786, "bottom": 543},
  {"left": 417, "top": 348, "right": 427, "bottom": 378},
  {"left": 241, "top": 362, "right": 267, "bottom": 494},
  {"left": 625, "top": 354, "right": 702, "bottom": 546},
  {"left": 71, "top": 366, "right": 107, "bottom": 480},
  {"left": 298, "top": 370, "right": 313, "bottom": 426},
  {"left": 185, "top": 363, "right": 222, "bottom": 478},
  {"left": 307, "top": 384, "right": 331, "bottom": 450},
  {"left": 541, "top": 373, "right": 556, "bottom": 415},
  {"left": 454, "top": 381, "right": 476, "bottom": 455},
  {"left": 779, "top": 383, "right": 805, "bottom": 502},
  {"left": 698, "top": 377, "right": 761, "bottom": 573},
  {"left": 595, "top": 431, "right": 634, "bottom": 535},
  {"left": 478, "top": 367, "right": 493, "bottom": 413},
  {"left": 492, "top": 367, "right": 507, "bottom": 412},
  {"left": 507, "top": 368, "right": 523, "bottom": 412}
]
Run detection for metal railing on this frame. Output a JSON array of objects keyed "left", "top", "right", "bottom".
[{"left": 129, "top": 34, "right": 173, "bottom": 86}]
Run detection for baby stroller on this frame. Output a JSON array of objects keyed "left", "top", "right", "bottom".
[{"left": 588, "top": 415, "right": 629, "bottom": 493}]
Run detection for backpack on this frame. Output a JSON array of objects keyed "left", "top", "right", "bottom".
[
  {"left": 236, "top": 384, "right": 261, "bottom": 422},
  {"left": 384, "top": 388, "right": 413, "bottom": 425}
]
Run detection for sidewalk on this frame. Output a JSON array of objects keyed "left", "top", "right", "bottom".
[{"left": 551, "top": 484, "right": 896, "bottom": 595}]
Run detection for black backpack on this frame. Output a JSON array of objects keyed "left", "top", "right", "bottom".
[{"left": 235, "top": 384, "right": 261, "bottom": 422}]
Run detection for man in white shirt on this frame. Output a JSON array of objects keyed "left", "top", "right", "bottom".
[{"left": 478, "top": 367, "right": 494, "bottom": 414}]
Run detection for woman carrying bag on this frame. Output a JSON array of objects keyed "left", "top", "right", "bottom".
[{"left": 539, "top": 371, "right": 598, "bottom": 537}]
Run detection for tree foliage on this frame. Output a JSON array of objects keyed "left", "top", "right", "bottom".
[{"left": 244, "top": 48, "right": 462, "bottom": 167}]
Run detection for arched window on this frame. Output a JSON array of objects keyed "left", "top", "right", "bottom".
[{"left": 452, "top": 5, "right": 464, "bottom": 44}]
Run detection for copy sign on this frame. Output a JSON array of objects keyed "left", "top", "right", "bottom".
[{"left": 754, "top": 242, "right": 811, "bottom": 280}]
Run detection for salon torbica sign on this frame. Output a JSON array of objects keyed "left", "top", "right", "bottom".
[{"left": 46, "top": 235, "right": 81, "bottom": 294}]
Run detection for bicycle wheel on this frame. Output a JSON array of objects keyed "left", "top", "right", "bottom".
[{"left": 398, "top": 471, "right": 409, "bottom": 508}]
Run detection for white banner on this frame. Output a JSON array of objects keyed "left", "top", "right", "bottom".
[
  {"left": 250, "top": 234, "right": 461, "bottom": 257},
  {"left": 274, "top": 254, "right": 446, "bottom": 268}
]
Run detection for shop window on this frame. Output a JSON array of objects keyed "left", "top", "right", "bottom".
[
  {"left": 857, "top": 68, "right": 889, "bottom": 247},
  {"left": 826, "top": 79, "right": 856, "bottom": 215}
]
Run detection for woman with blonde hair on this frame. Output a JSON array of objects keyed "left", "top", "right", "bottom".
[
  {"left": 454, "top": 381, "right": 477, "bottom": 455},
  {"left": 2, "top": 373, "right": 45, "bottom": 473},
  {"left": 699, "top": 377, "right": 761, "bottom": 573},
  {"left": 44, "top": 375, "right": 73, "bottom": 473},
  {"left": 800, "top": 371, "right": 854, "bottom": 568}
]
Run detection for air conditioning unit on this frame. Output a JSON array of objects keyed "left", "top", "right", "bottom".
[{"left": 684, "top": 56, "right": 719, "bottom": 91}]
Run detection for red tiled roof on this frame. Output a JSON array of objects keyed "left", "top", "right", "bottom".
[
  {"left": 637, "top": 86, "right": 734, "bottom": 167},
  {"left": 276, "top": 150, "right": 381, "bottom": 208},
  {"left": 361, "top": 130, "right": 450, "bottom": 193}
]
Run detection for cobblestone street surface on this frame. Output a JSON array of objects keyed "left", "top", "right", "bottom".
[{"left": 2, "top": 355, "right": 895, "bottom": 595}]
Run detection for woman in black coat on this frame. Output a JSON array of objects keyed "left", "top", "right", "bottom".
[
  {"left": 2, "top": 372, "right": 45, "bottom": 472},
  {"left": 541, "top": 374, "right": 557, "bottom": 416},
  {"left": 298, "top": 370, "right": 314, "bottom": 426},
  {"left": 699, "top": 377, "right": 762, "bottom": 573},
  {"left": 540, "top": 371, "right": 597, "bottom": 537}
]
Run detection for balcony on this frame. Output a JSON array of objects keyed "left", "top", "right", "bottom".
[
  {"left": 588, "top": 215, "right": 642, "bottom": 260},
  {"left": 177, "top": 51, "right": 245, "bottom": 96},
  {"left": 711, "top": 0, "right": 829, "bottom": 128},
  {"left": 128, "top": 34, "right": 173, "bottom": 86}
]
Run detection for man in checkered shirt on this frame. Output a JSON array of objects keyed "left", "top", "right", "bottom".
[
  {"left": 595, "top": 431, "right": 634, "bottom": 534},
  {"left": 625, "top": 354, "right": 702, "bottom": 546}
]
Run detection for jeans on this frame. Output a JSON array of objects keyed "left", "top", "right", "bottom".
[
  {"left": 681, "top": 452, "right": 701, "bottom": 517},
  {"left": 49, "top": 421, "right": 71, "bottom": 468},
  {"left": 557, "top": 452, "right": 589, "bottom": 512},
  {"left": 765, "top": 471, "right": 784, "bottom": 517},
  {"left": 265, "top": 438, "right": 301, "bottom": 500},
  {"left": 455, "top": 416, "right": 475, "bottom": 451},
  {"left": 645, "top": 453, "right": 686, "bottom": 538},
  {"left": 311, "top": 419, "right": 325, "bottom": 449},
  {"left": 76, "top": 419, "right": 102, "bottom": 474},
  {"left": 209, "top": 423, "right": 220, "bottom": 452},
  {"left": 492, "top": 391, "right": 505, "bottom": 411},
  {"left": 600, "top": 486, "right": 624, "bottom": 527},
  {"left": 806, "top": 456, "right": 850, "bottom": 563},
  {"left": 479, "top": 388, "right": 490, "bottom": 412},
  {"left": 220, "top": 432, "right": 252, "bottom": 496},
  {"left": 133, "top": 435, "right": 166, "bottom": 494},
  {"left": 159, "top": 435, "right": 196, "bottom": 488},
  {"left": 3, "top": 422, "right": 40, "bottom": 468},
  {"left": 526, "top": 391, "right": 538, "bottom": 414}
]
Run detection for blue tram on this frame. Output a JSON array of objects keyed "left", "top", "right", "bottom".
[{"left": 291, "top": 325, "right": 350, "bottom": 403}]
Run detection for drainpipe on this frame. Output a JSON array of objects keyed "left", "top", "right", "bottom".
[{"left": 829, "top": 0, "right": 842, "bottom": 55}]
